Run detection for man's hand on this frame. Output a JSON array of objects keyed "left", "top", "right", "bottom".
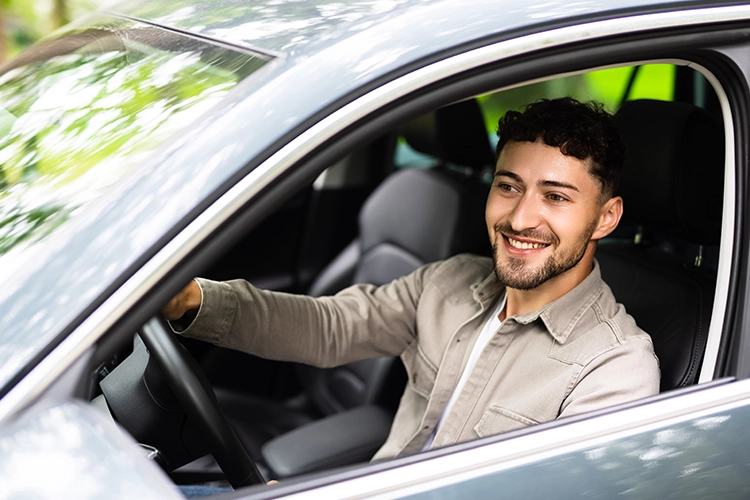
[{"left": 161, "top": 279, "right": 202, "bottom": 321}]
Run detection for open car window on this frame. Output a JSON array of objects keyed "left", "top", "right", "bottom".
[{"left": 80, "top": 58, "right": 730, "bottom": 496}]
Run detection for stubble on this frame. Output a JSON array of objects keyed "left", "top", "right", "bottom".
[{"left": 491, "top": 218, "right": 598, "bottom": 290}]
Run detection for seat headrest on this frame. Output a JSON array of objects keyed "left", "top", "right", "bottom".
[
  {"left": 358, "top": 168, "right": 489, "bottom": 271},
  {"left": 400, "top": 99, "right": 495, "bottom": 169},
  {"left": 614, "top": 99, "right": 724, "bottom": 245}
]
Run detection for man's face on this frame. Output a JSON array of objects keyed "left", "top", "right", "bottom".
[{"left": 486, "top": 140, "right": 611, "bottom": 290}]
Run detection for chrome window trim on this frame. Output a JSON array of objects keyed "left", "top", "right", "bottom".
[
  {"left": 278, "top": 379, "right": 750, "bottom": 500},
  {"left": 695, "top": 61, "right": 736, "bottom": 383},
  {"left": 1, "top": 4, "right": 748, "bottom": 423}
]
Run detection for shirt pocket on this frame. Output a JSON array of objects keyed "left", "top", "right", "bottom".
[
  {"left": 401, "top": 344, "right": 438, "bottom": 399},
  {"left": 474, "top": 406, "right": 540, "bottom": 438}
]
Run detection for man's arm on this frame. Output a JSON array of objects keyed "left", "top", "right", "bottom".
[{"left": 161, "top": 262, "right": 439, "bottom": 368}]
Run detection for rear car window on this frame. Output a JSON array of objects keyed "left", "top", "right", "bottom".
[{"left": 394, "top": 64, "right": 680, "bottom": 171}]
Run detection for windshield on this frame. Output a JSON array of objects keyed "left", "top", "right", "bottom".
[
  {"left": 0, "top": 16, "right": 267, "bottom": 263},
  {"left": 0, "top": 14, "right": 269, "bottom": 388}
]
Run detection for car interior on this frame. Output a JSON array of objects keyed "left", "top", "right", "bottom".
[{"left": 89, "top": 61, "right": 728, "bottom": 491}]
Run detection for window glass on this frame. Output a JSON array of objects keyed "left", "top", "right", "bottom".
[
  {"left": 0, "top": 16, "right": 269, "bottom": 259},
  {"left": 394, "top": 64, "right": 677, "bottom": 170},
  {"left": 478, "top": 64, "right": 676, "bottom": 139}
]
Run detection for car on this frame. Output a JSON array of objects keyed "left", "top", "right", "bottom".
[{"left": 1, "top": 0, "right": 750, "bottom": 497}]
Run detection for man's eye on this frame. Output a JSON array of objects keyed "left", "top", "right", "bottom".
[
  {"left": 547, "top": 193, "right": 568, "bottom": 202},
  {"left": 497, "top": 183, "right": 516, "bottom": 192}
]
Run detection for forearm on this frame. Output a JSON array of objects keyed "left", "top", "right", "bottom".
[{"left": 177, "top": 273, "right": 425, "bottom": 367}]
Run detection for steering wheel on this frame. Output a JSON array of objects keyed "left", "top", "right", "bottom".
[{"left": 139, "top": 316, "right": 265, "bottom": 488}]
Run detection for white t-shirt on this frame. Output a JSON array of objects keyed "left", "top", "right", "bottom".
[{"left": 422, "top": 294, "right": 507, "bottom": 451}]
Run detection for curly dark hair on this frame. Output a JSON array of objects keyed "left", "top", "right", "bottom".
[{"left": 495, "top": 97, "right": 624, "bottom": 201}]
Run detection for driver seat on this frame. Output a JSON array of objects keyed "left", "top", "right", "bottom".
[{"left": 219, "top": 99, "right": 495, "bottom": 472}]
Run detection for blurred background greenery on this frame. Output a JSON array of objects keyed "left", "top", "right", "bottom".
[{"left": 0, "top": 0, "right": 109, "bottom": 61}]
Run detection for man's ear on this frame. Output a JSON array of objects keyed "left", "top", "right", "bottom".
[{"left": 592, "top": 196, "right": 623, "bottom": 240}]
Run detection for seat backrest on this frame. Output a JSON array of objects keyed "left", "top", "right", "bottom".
[
  {"left": 598, "top": 99, "right": 724, "bottom": 392},
  {"left": 300, "top": 99, "right": 494, "bottom": 414},
  {"left": 308, "top": 99, "right": 494, "bottom": 296}
]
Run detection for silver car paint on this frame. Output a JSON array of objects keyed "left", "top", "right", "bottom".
[
  {"left": 273, "top": 379, "right": 750, "bottom": 499},
  {"left": 112, "top": 0, "right": 670, "bottom": 55},
  {"left": 0, "top": 400, "right": 182, "bottom": 500}
]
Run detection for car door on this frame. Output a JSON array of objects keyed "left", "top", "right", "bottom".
[
  {"left": 206, "top": 5, "right": 750, "bottom": 499},
  {"left": 5, "top": 2, "right": 750, "bottom": 499}
]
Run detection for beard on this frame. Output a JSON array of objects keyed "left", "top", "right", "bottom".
[{"left": 491, "top": 219, "right": 597, "bottom": 290}]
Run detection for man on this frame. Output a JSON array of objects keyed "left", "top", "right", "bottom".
[{"left": 163, "top": 97, "right": 659, "bottom": 460}]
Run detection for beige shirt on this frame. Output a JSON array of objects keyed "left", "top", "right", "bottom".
[{"left": 180, "top": 254, "right": 660, "bottom": 460}]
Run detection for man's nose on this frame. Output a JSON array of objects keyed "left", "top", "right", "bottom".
[{"left": 507, "top": 193, "right": 542, "bottom": 231}]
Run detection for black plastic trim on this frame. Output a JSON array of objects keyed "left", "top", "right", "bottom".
[
  {"left": 101, "top": 11, "right": 280, "bottom": 59},
  {"left": 705, "top": 46, "right": 750, "bottom": 379}
]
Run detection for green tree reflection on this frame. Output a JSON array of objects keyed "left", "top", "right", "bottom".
[{"left": 0, "top": 21, "right": 266, "bottom": 257}]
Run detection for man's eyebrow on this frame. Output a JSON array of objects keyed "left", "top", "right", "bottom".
[
  {"left": 494, "top": 170, "right": 522, "bottom": 182},
  {"left": 494, "top": 170, "right": 579, "bottom": 192},
  {"left": 540, "top": 179, "right": 579, "bottom": 192}
]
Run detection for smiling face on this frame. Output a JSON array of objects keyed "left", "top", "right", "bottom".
[{"left": 486, "top": 139, "right": 621, "bottom": 292}]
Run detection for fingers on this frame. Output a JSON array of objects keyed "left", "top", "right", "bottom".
[
  {"left": 161, "top": 280, "right": 201, "bottom": 320},
  {"left": 160, "top": 296, "right": 183, "bottom": 321}
]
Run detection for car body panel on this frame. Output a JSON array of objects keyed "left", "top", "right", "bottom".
[
  {"left": 264, "top": 380, "right": 750, "bottom": 499},
  {"left": 111, "top": 0, "right": 732, "bottom": 56},
  {"left": 0, "top": 400, "right": 181, "bottom": 499},
  {"left": 399, "top": 403, "right": 750, "bottom": 499}
]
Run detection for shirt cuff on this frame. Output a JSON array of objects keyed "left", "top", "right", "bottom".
[{"left": 170, "top": 278, "right": 238, "bottom": 344}]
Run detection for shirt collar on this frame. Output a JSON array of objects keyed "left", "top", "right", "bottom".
[
  {"left": 472, "top": 260, "right": 604, "bottom": 344},
  {"left": 471, "top": 269, "right": 504, "bottom": 304}
]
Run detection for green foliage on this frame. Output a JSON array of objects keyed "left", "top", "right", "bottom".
[
  {"left": 0, "top": 21, "right": 266, "bottom": 257},
  {"left": 478, "top": 64, "right": 676, "bottom": 133},
  {"left": 4, "top": 1, "right": 102, "bottom": 56}
]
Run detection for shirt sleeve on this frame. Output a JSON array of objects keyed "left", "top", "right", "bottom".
[
  {"left": 558, "top": 337, "right": 661, "bottom": 419},
  {"left": 174, "top": 261, "right": 441, "bottom": 368}
]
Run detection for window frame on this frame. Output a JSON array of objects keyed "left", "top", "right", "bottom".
[{"left": 157, "top": 26, "right": 745, "bottom": 498}]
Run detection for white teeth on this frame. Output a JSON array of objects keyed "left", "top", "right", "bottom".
[{"left": 507, "top": 237, "right": 547, "bottom": 249}]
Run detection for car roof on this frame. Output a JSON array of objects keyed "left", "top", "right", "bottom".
[
  {"left": 0, "top": 0, "right": 742, "bottom": 402},
  {"left": 110, "top": 0, "right": 724, "bottom": 56}
]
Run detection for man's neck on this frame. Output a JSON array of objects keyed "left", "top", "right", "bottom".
[{"left": 500, "top": 255, "right": 595, "bottom": 321}]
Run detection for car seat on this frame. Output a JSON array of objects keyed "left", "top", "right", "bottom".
[
  {"left": 598, "top": 99, "right": 724, "bottom": 391},
  {"left": 218, "top": 98, "right": 495, "bottom": 471},
  {"left": 296, "top": 98, "right": 494, "bottom": 417}
]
